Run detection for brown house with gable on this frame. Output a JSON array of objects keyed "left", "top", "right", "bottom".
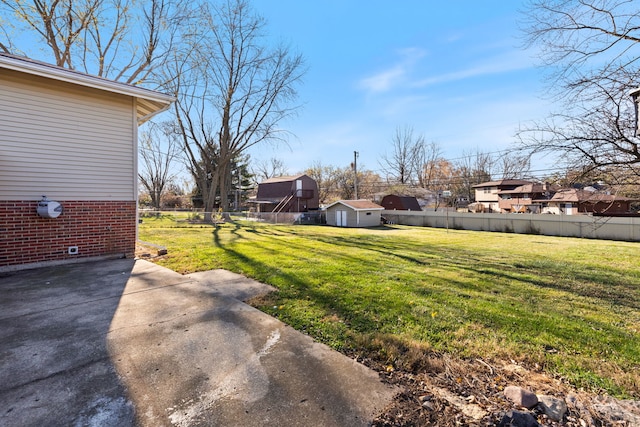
[
  {"left": 497, "top": 182, "right": 557, "bottom": 213},
  {"left": 251, "top": 174, "right": 319, "bottom": 213}
]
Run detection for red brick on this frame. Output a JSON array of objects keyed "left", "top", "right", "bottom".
[{"left": 0, "top": 200, "right": 136, "bottom": 267}]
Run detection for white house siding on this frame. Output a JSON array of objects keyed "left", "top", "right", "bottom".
[{"left": 0, "top": 68, "right": 135, "bottom": 201}]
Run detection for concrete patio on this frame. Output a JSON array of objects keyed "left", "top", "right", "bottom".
[{"left": 0, "top": 259, "right": 398, "bottom": 426}]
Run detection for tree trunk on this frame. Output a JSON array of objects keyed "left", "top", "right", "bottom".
[{"left": 202, "top": 173, "right": 220, "bottom": 223}]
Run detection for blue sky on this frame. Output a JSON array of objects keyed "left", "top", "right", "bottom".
[{"left": 249, "top": 1, "right": 551, "bottom": 176}]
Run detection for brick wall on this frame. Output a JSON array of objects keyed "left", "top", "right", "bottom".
[{"left": 0, "top": 200, "right": 136, "bottom": 268}]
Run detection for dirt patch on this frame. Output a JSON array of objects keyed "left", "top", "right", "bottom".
[
  {"left": 349, "top": 352, "right": 640, "bottom": 426},
  {"left": 135, "top": 241, "right": 167, "bottom": 259}
]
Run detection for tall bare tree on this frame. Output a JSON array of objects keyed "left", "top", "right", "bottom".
[
  {"left": 380, "top": 126, "right": 425, "bottom": 185},
  {"left": 518, "top": 0, "right": 640, "bottom": 183},
  {"left": 138, "top": 122, "right": 181, "bottom": 210},
  {"left": 0, "top": 0, "right": 188, "bottom": 85},
  {"left": 168, "top": 0, "right": 305, "bottom": 219}
]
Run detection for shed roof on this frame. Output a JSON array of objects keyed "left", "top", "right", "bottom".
[
  {"left": 326, "top": 200, "right": 385, "bottom": 211},
  {"left": 0, "top": 52, "right": 174, "bottom": 124}
]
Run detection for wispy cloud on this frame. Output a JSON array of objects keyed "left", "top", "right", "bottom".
[
  {"left": 358, "top": 47, "right": 535, "bottom": 95},
  {"left": 359, "top": 65, "right": 406, "bottom": 92},
  {"left": 412, "top": 50, "right": 534, "bottom": 88},
  {"left": 358, "top": 47, "right": 427, "bottom": 93}
]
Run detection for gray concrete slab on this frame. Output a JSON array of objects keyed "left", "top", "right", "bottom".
[
  {"left": 184, "top": 269, "right": 277, "bottom": 301},
  {"left": 1, "top": 259, "right": 398, "bottom": 426}
]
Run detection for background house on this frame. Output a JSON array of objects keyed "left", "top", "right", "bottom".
[
  {"left": 380, "top": 195, "right": 422, "bottom": 211},
  {"left": 325, "top": 200, "right": 384, "bottom": 227},
  {"left": 251, "top": 174, "right": 319, "bottom": 213},
  {"left": 543, "top": 189, "right": 634, "bottom": 215},
  {"left": 472, "top": 179, "right": 534, "bottom": 212},
  {"left": 0, "top": 53, "right": 173, "bottom": 271},
  {"left": 497, "top": 182, "right": 557, "bottom": 213}
]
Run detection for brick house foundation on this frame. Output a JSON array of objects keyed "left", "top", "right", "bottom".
[{"left": 0, "top": 201, "right": 136, "bottom": 268}]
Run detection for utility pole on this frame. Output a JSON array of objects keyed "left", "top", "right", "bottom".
[{"left": 353, "top": 151, "right": 359, "bottom": 199}]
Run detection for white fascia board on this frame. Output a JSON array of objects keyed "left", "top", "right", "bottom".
[{"left": 0, "top": 54, "right": 174, "bottom": 108}]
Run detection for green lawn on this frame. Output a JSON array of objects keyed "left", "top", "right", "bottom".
[{"left": 139, "top": 213, "right": 640, "bottom": 397}]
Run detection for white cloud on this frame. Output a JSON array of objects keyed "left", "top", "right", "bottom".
[
  {"left": 413, "top": 50, "right": 534, "bottom": 88},
  {"left": 358, "top": 65, "right": 406, "bottom": 92},
  {"left": 357, "top": 47, "right": 427, "bottom": 93}
]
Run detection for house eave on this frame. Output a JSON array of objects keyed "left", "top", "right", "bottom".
[{"left": 0, "top": 53, "right": 175, "bottom": 124}]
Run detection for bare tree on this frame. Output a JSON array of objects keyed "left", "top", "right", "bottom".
[
  {"left": 380, "top": 126, "right": 425, "bottom": 185},
  {"left": 168, "top": 0, "right": 305, "bottom": 219},
  {"left": 333, "top": 166, "right": 357, "bottom": 201},
  {"left": 353, "top": 168, "right": 381, "bottom": 201},
  {"left": 516, "top": 82, "right": 640, "bottom": 181},
  {"left": 496, "top": 152, "right": 531, "bottom": 179},
  {"left": 453, "top": 150, "right": 493, "bottom": 202},
  {"left": 304, "top": 163, "right": 381, "bottom": 203},
  {"left": 304, "top": 161, "right": 334, "bottom": 204},
  {"left": 0, "top": 0, "right": 188, "bottom": 85},
  {"left": 415, "top": 141, "right": 443, "bottom": 189},
  {"left": 519, "top": 0, "right": 640, "bottom": 181},
  {"left": 252, "top": 157, "right": 288, "bottom": 183},
  {"left": 423, "top": 158, "right": 455, "bottom": 192},
  {"left": 138, "top": 122, "right": 181, "bottom": 210}
]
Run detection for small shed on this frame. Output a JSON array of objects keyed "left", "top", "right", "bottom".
[
  {"left": 380, "top": 194, "right": 421, "bottom": 211},
  {"left": 325, "top": 200, "right": 384, "bottom": 228}
]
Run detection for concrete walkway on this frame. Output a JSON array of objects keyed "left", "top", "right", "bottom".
[{"left": 0, "top": 259, "right": 398, "bottom": 426}]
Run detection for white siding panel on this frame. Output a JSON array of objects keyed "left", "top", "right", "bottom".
[{"left": 0, "top": 69, "right": 135, "bottom": 201}]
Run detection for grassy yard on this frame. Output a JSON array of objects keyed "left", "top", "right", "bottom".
[{"left": 139, "top": 213, "right": 640, "bottom": 398}]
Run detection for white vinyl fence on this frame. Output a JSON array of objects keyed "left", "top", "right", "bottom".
[{"left": 382, "top": 210, "right": 640, "bottom": 242}]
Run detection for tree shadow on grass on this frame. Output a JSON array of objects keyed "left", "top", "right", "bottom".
[
  {"left": 308, "top": 231, "right": 640, "bottom": 312},
  {"left": 206, "top": 225, "right": 640, "bottom": 395},
  {"left": 212, "top": 220, "right": 247, "bottom": 248}
]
